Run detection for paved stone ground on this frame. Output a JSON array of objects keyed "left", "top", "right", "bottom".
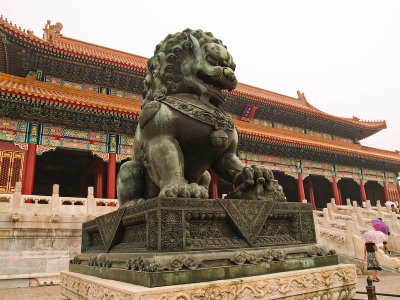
[
  {"left": 0, "top": 274, "right": 399, "bottom": 300},
  {"left": 354, "top": 274, "right": 400, "bottom": 300},
  {"left": 0, "top": 286, "right": 65, "bottom": 300}
]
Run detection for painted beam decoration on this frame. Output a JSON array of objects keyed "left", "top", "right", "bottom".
[
  {"left": 241, "top": 105, "right": 258, "bottom": 122},
  {"left": 302, "top": 160, "right": 334, "bottom": 179},
  {"left": 237, "top": 151, "right": 298, "bottom": 177},
  {"left": 363, "top": 169, "right": 385, "bottom": 182},
  {"left": 236, "top": 151, "right": 394, "bottom": 184},
  {"left": 335, "top": 164, "right": 362, "bottom": 180},
  {"left": 42, "top": 73, "right": 142, "bottom": 102},
  {"left": 0, "top": 117, "right": 133, "bottom": 161}
]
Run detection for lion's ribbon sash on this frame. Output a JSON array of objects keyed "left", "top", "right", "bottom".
[{"left": 162, "top": 96, "right": 235, "bottom": 131}]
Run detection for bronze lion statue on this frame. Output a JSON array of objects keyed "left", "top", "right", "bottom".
[{"left": 117, "top": 29, "right": 285, "bottom": 206}]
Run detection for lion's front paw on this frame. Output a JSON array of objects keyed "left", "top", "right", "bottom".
[
  {"left": 160, "top": 183, "right": 209, "bottom": 199},
  {"left": 228, "top": 165, "right": 285, "bottom": 201}
]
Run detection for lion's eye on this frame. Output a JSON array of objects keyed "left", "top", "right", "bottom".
[{"left": 206, "top": 55, "right": 218, "bottom": 66}]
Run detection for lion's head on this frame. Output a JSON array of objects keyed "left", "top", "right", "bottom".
[{"left": 143, "top": 29, "right": 237, "bottom": 108}]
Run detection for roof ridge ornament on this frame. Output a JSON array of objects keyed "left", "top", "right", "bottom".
[
  {"left": 296, "top": 90, "right": 307, "bottom": 103},
  {"left": 43, "top": 20, "right": 63, "bottom": 42}
]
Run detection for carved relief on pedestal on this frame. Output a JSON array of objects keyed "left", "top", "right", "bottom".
[{"left": 60, "top": 264, "right": 357, "bottom": 300}]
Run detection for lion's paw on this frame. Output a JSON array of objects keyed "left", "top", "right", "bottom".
[{"left": 160, "top": 183, "right": 209, "bottom": 199}]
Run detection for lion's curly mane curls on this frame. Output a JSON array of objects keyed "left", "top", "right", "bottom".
[{"left": 142, "top": 29, "right": 228, "bottom": 105}]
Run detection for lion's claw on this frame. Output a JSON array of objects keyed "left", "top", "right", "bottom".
[
  {"left": 160, "top": 183, "right": 209, "bottom": 199},
  {"left": 228, "top": 165, "right": 285, "bottom": 201}
]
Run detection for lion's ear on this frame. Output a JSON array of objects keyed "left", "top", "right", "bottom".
[{"left": 187, "top": 34, "right": 202, "bottom": 57}]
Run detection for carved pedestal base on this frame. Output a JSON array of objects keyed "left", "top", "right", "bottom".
[
  {"left": 60, "top": 264, "right": 357, "bottom": 300},
  {"left": 81, "top": 198, "right": 317, "bottom": 253}
]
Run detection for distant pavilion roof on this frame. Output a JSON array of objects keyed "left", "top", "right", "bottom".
[
  {"left": 235, "top": 120, "right": 400, "bottom": 164},
  {"left": 233, "top": 83, "right": 387, "bottom": 131}
]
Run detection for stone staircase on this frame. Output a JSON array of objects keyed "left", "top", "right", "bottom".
[{"left": 314, "top": 198, "right": 400, "bottom": 273}]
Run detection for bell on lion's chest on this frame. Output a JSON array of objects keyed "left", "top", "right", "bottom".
[{"left": 209, "top": 129, "right": 228, "bottom": 148}]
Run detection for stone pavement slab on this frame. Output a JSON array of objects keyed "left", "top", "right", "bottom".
[
  {"left": 355, "top": 274, "right": 400, "bottom": 300},
  {"left": 0, "top": 285, "right": 65, "bottom": 300}
]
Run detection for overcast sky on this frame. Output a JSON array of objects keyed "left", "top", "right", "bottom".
[{"left": 2, "top": 0, "right": 400, "bottom": 151}]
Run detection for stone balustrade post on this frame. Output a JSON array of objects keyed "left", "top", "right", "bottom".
[
  {"left": 11, "top": 182, "right": 22, "bottom": 221},
  {"left": 355, "top": 207, "right": 364, "bottom": 227},
  {"left": 322, "top": 208, "right": 330, "bottom": 228},
  {"left": 326, "top": 203, "right": 333, "bottom": 220},
  {"left": 87, "top": 186, "right": 95, "bottom": 219},
  {"left": 352, "top": 201, "right": 358, "bottom": 215},
  {"left": 390, "top": 212, "right": 400, "bottom": 234},
  {"left": 330, "top": 198, "right": 337, "bottom": 212},
  {"left": 346, "top": 198, "right": 351, "bottom": 206},
  {"left": 366, "top": 200, "right": 371, "bottom": 210},
  {"left": 351, "top": 213, "right": 360, "bottom": 235},
  {"left": 51, "top": 184, "right": 60, "bottom": 222},
  {"left": 345, "top": 220, "right": 355, "bottom": 256}
]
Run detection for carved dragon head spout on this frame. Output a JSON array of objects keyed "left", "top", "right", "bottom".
[{"left": 143, "top": 29, "right": 237, "bottom": 108}]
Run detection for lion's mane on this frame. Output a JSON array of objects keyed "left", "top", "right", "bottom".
[{"left": 142, "top": 29, "right": 227, "bottom": 105}]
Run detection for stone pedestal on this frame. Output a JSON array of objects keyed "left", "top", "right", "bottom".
[
  {"left": 60, "top": 264, "right": 357, "bottom": 300},
  {"left": 67, "top": 198, "right": 349, "bottom": 297},
  {"left": 71, "top": 198, "right": 336, "bottom": 287},
  {"left": 80, "top": 198, "right": 316, "bottom": 254}
]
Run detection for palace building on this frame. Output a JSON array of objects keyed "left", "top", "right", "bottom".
[{"left": 0, "top": 17, "right": 399, "bottom": 209}]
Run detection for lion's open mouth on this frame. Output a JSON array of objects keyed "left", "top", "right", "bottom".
[
  {"left": 197, "top": 70, "right": 236, "bottom": 91},
  {"left": 196, "top": 70, "right": 237, "bottom": 107},
  {"left": 197, "top": 71, "right": 226, "bottom": 90}
]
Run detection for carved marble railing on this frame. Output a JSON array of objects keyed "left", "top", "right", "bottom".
[
  {"left": 0, "top": 182, "right": 118, "bottom": 221},
  {"left": 0, "top": 182, "right": 119, "bottom": 289},
  {"left": 314, "top": 198, "right": 400, "bottom": 270}
]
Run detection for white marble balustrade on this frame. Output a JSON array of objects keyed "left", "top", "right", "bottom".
[
  {"left": 0, "top": 182, "right": 119, "bottom": 289},
  {"left": 314, "top": 198, "right": 400, "bottom": 270},
  {"left": 0, "top": 182, "right": 118, "bottom": 221}
]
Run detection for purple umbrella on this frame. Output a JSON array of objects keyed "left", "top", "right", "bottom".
[{"left": 371, "top": 219, "right": 389, "bottom": 234}]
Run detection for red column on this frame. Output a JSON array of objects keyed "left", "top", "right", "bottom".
[
  {"left": 307, "top": 178, "right": 316, "bottom": 209},
  {"left": 396, "top": 182, "right": 400, "bottom": 204},
  {"left": 297, "top": 173, "right": 305, "bottom": 202},
  {"left": 107, "top": 153, "right": 116, "bottom": 199},
  {"left": 383, "top": 182, "right": 390, "bottom": 203},
  {"left": 23, "top": 143, "right": 37, "bottom": 195},
  {"left": 209, "top": 170, "right": 218, "bottom": 199},
  {"left": 21, "top": 148, "right": 29, "bottom": 192},
  {"left": 331, "top": 177, "right": 340, "bottom": 205},
  {"left": 94, "top": 158, "right": 104, "bottom": 198},
  {"left": 337, "top": 185, "right": 343, "bottom": 205},
  {"left": 359, "top": 179, "right": 367, "bottom": 203}
]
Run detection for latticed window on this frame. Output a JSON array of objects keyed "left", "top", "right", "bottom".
[{"left": 0, "top": 150, "right": 24, "bottom": 193}]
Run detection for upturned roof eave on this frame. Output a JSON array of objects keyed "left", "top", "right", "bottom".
[
  {"left": 0, "top": 72, "right": 141, "bottom": 116},
  {"left": 234, "top": 120, "right": 400, "bottom": 165}
]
